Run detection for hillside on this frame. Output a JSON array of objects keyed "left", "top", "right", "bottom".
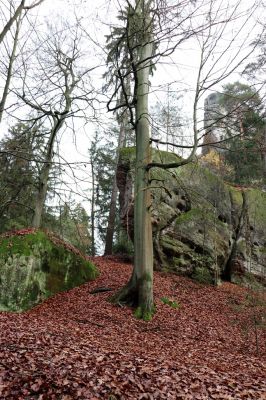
[{"left": 0, "top": 257, "right": 265, "bottom": 399}]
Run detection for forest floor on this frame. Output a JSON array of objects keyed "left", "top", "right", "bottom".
[{"left": 0, "top": 257, "right": 265, "bottom": 399}]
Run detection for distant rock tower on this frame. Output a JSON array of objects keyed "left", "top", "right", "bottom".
[{"left": 202, "top": 93, "right": 224, "bottom": 155}]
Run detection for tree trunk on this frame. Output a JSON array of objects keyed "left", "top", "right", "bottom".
[
  {"left": 263, "top": 127, "right": 266, "bottom": 183},
  {"left": 104, "top": 119, "right": 126, "bottom": 255},
  {"left": 0, "top": 15, "right": 21, "bottom": 123},
  {"left": 90, "top": 159, "right": 96, "bottom": 256},
  {"left": 32, "top": 117, "right": 63, "bottom": 228},
  {"left": 0, "top": 0, "right": 25, "bottom": 45},
  {"left": 32, "top": 164, "right": 50, "bottom": 228},
  {"left": 104, "top": 180, "right": 119, "bottom": 255},
  {"left": 111, "top": 0, "right": 154, "bottom": 320}
]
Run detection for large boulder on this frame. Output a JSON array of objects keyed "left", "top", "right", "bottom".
[
  {"left": 0, "top": 229, "right": 98, "bottom": 311},
  {"left": 117, "top": 148, "right": 266, "bottom": 286}
]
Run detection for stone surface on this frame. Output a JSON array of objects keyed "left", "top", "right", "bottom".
[
  {"left": 0, "top": 230, "right": 98, "bottom": 311},
  {"left": 117, "top": 148, "right": 266, "bottom": 286}
]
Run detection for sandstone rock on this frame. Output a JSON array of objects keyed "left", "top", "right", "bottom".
[
  {"left": 0, "top": 230, "right": 98, "bottom": 311},
  {"left": 117, "top": 148, "right": 266, "bottom": 287}
]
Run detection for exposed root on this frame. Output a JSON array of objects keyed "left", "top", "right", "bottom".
[
  {"left": 109, "top": 277, "right": 155, "bottom": 321},
  {"left": 109, "top": 280, "right": 138, "bottom": 307}
]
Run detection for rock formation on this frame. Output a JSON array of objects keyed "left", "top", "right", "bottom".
[
  {"left": 117, "top": 148, "right": 266, "bottom": 287},
  {"left": 0, "top": 230, "right": 98, "bottom": 311}
]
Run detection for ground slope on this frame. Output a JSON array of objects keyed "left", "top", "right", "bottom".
[{"left": 0, "top": 257, "right": 265, "bottom": 399}]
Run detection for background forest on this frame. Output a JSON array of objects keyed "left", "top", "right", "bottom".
[{"left": 0, "top": 0, "right": 265, "bottom": 257}]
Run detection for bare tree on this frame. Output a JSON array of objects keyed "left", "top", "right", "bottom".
[
  {"left": 0, "top": 14, "right": 22, "bottom": 123},
  {"left": 106, "top": 0, "right": 260, "bottom": 319},
  {"left": 0, "top": 0, "right": 45, "bottom": 45},
  {"left": 0, "top": 0, "right": 45, "bottom": 124},
  {"left": 14, "top": 21, "right": 97, "bottom": 228}
]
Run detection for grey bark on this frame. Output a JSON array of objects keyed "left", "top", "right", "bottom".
[
  {"left": 104, "top": 118, "right": 127, "bottom": 255},
  {"left": 111, "top": 0, "right": 154, "bottom": 318},
  {"left": 32, "top": 116, "right": 64, "bottom": 228},
  {"left": 0, "top": 16, "right": 21, "bottom": 123},
  {"left": 0, "top": 0, "right": 44, "bottom": 45},
  {"left": 0, "top": 0, "right": 25, "bottom": 45},
  {"left": 90, "top": 160, "right": 96, "bottom": 256}
]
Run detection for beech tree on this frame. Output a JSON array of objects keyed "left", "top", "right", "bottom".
[
  {"left": 106, "top": 0, "right": 260, "bottom": 319},
  {"left": 106, "top": 0, "right": 156, "bottom": 318},
  {"left": 106, "top": 0, "right": 203, "bottom": 318}
]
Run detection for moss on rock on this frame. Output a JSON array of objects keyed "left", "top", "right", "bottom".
[
  {"left": 0, "top": 230, "right": 98, "bottom": 312},
  {"left": 117, "top": 147, "right": 266, "bottom": 287}
]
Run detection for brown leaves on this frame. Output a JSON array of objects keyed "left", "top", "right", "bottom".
[{"left": 0, "top": 256, "right": 265, "bottom": 399}]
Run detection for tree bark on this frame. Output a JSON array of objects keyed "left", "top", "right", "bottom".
[
  {"left": 0, "top": 16, "right": 21, "bottom": 124},
  {"left": 32, "top": 117, "right": 63, "bottom": 228},
  {"left": 111, "top": 0, "right": 154, "bottom": 320},
  {"left": 263, "top": 127, "right": 266, "bottom": 183},
  {"left": 104, "top": 119, "right": 127, "bottom": 255},
  {"left": 90, "top": 159, "right": 96, "bottom": 256},
  {"left": 0, "top": 0, "right": 25, "bottom": 45}
]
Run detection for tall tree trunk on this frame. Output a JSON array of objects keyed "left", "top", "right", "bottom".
[
  {"left": 104, "top": 179, "right": 119, "bottom": 255},
  {"left": 263, "top": 127, "right": 266, "bottom": 183},
  {"left": 32, "top": 117, "right": 63, "bottom": 228},
  {"left": 0, "top": 16, "right": 21, "bottom": 124},
  {"left": 90, "top": 159, "right": 96, "bottom": 256},
  {"left": 104, "top": 119, "right": 126, "bottom": 255},
  {"left": 133, "top": 41, "right": 154, "bottom": 316},
  {"left": 111, "top": 0, "right": 154, "bottom": 320},
  {"left": 32, "top": 163, "right": 51, "bottom": 228}
]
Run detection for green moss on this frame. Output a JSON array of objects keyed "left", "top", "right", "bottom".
[
  {"left": 133, "top": 305, "right": 156, "bottom": 321},
  {"left": 0, "top": 231, "right": 52, "bottom": 258},
  {"left": 119, "top": 147, "right": 136, "bottom": 162},
  {"left": 247, "top": 189, "right": 266, "bottom": 227},
  {"left": 175, "top": 208, "right": 203, "bottom": 226},
  {"left": 192, "top": 267, "right": 213, "bottom": 284},
  {"left": 0, "top": 230, "right": 98, "bottom": 312},
  {"left": 173, "top": 256, "right": 187, "bottom": 266},
  {"left": 161, "top": 297, "right": 180, "bottom": 309},
  {"left": 232, "top": 271, "right": 265, "bottom": 291},
  {"left": 161, "top": 236, "right": 190, "bottom": 254},
  {"left": 142, "top": 272, "right": 152, "bottom": 282},
  {"left": 228, "top": 186, "right": 243, "bottom": 206}
]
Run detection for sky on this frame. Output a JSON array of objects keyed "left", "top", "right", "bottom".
[{"left": 0, "top": 0, "right": 264, "bottom": 216}]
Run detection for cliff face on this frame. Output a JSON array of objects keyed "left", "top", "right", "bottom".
[
  {"left": 0, "top": 230, "right": 98, "bottom": 311},
  {"left": 117, "top": 148, "right": 266, "bottom": 286}
]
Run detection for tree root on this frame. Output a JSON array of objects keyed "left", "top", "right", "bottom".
[
  {"left": 109, "top": 281, "right": 138, "bottom": 307},
  {"left": 109, "top": 281, "right": 155, "bottom": 321},
  {"left": 89, "top": 287, "right": 114, "bottom": 294}
]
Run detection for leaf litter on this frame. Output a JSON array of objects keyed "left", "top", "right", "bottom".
[{"left": 0, "top": 256, "right": 265, "bottom": 399}]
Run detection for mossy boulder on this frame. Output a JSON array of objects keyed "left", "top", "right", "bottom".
[
  {"left": 0, "top": 230, "right": 98, "bottom": 311},
  {"left": 117, "top": 147, "right": 266, "bottom": 286}
]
